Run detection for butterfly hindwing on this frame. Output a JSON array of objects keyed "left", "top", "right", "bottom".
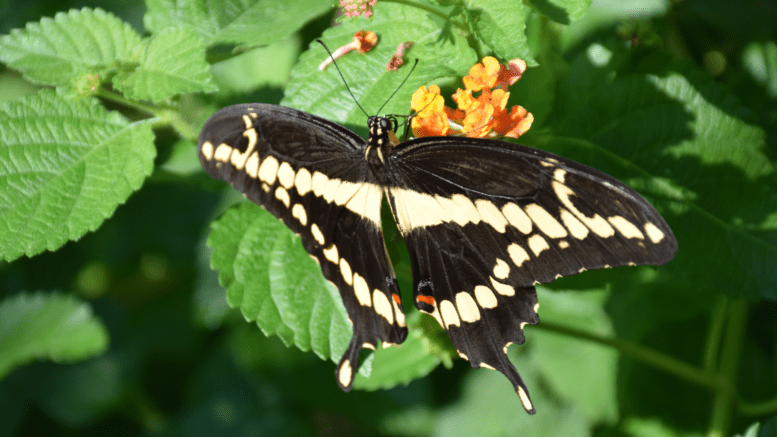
[
  {"left": 385, "top": 137, "right": 677, "bottom": 413},
  {"left": 198, "top": 104, "right": 408, "bottom": 390}
]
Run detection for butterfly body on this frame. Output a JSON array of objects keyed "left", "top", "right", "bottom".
[{"left": 198, "top": 103, "right": 677, "bottom": 414}]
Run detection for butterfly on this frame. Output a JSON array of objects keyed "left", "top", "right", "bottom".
[{"left": 197, "top": 101, "right": 677, "bottom": 414}]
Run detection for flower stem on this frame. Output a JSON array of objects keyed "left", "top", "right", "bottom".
[{"left": 537, "top": 320, "right": 719, "bottom": 390}]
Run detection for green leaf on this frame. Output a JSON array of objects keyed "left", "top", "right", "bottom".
[
  {"left": 531, "top": 287, "right": 618, "bottom": 423},
  {"left": 742, "top": 40, "right": 777, "bottom": 99},
  {"left": 144, "top": 0, "right": 334, "bottom": 47},
  {"left": 0, "top": 90, "right": 156, "bottom": 261},
  {"left": 283, "top": 2, "right": 478, "bottom": 129},
  {"left": 353, "top": 313, "right": 443, "bottom": 391},
  {"left": 551, "top": 44, "right": 776, "bottom": 299},
  {"left": 208, "top": 203, "right": 351, "bottom": 363},
  {"left": 434, "top": 353, "right": 595, "bottom": 436},
  {"left": 527, "top": 0, "right": 593, "bottom": 24},
  {"left": 0, "top": 8, "right": 142, "bottom": 87},
  {"left": 113, "top": 28, "right": 217, "bottom": 102},
  {"left": 464, "top": 0, "right": 537, "bottom": 66},
  {"left": 0, "top": 292, "right": 109, "bottom": 380}
]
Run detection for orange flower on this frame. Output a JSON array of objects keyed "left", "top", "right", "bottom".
[
  {"left": 410, "top": 56, "right": 533, "bottom": 140},
  {"left": 463, "top": 56, "right": 502, "bottom": 92},
  {"left": 496, "top": 58, "right": 527, "bottom": 89},
  {"left": 493, "top": 106, "right": 534, "bottom": 138},
  {"left": 411, "top": 85, "right": 448, "bottom": 137}
]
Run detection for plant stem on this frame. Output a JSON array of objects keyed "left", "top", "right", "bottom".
[
  {"left": 739, "top": 395, "right": 777, "bottom": 416},
  {"left": 707, "top": 299, "right": 748, "bottom": 437},
  {"left": 703, "top": 297, "right": 728, "bottom": 371},
  {"left": 95, "top": 89, "right": 160, "bottom": 117},
  {"left": 537, "top": 320, "right": 719, "bottom": 390}
]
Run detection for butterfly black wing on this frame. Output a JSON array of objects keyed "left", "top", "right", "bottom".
[
  {"left": 384, "top": 137, "right": 677, "bottom": 413},
  {"left": 198, "top": 104, "right": 407, "bottom": 390}
]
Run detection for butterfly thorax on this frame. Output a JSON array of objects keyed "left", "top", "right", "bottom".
[{"left": 365, "top": 116, "right": 400, "bottom": 184}]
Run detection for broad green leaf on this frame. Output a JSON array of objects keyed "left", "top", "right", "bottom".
[
  {"left": 208, "top": 203, "right": 351, "bottom": 363},
  {"left": 353, "top": 313, "right": 443, "bottom": 391},
  {"left": 464, "top": 0, "right": 537, "bottom": 66},
  {"left": 283, "top": 1, "right": 478, "bottom": 130},
  {"left": 0, "top": 8, "right": 142, "bottom": 87},
  {"left": 0, "top": 292, "right": 109, "bottom": 380},
  {"left": 552, "top": 43, "right": 776, "bottom": 299},
  {"left": 531, "top": 287, "right": 618, "bottom": 423},
  {"left": 435, "top": 353, "right": 594, "bottom": 436},
  {"left": 113, "top": 28, "right": 217, "bottom": 102},
  {"left": 144, "top": 0, "right": 333, "bottom": 47},
  {"left": 0, "top": 90, "right": 156, "bottom": 261},
  {"left": 527, "top": 0, "right": 593, "bottom": 24}
]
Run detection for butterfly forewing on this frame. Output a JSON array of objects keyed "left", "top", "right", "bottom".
[{"left": 198, "top": 104, "right": 408, "bottom": 390}]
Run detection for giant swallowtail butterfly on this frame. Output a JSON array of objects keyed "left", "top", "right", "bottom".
[{"left": 198, "top": 98, "right": 677, "bottom": 414}]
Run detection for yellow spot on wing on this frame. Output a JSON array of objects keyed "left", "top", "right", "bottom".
[
  {"left": 525, "top": 204, "right": 568, "bottom": 239},
  {"left": 201, "top": 141, "right": 214, "bottom": 161},
  {"left": 344, "top": 183, "right": 382, "bottom": 227},
  {"left": 644, "top": 222, "right": 665, "bottom": 243},
  {"left": 274, "top": 187, "right": 290, "bottom": 207},
  {"left": 258, "top": 155, "right": 279, "bottom": 184},
  {"left": 373, "top": 290, "right": 394, "bottom": 324},
  {"left": 474, "top": 285, "right": 498, "bottom": 309},
  {"left": 323, "top": 244, "right": 338, "bottom": 264},
  {"left": 333, "top": 181, "right": 361, "bottom": 206},
  {"left": 528, "top": 234, "right": 549, "bottom": 256},
  {"left": 214, "top": 144, "right": 232, "bottom": 162},
  {"left": 507, "top": 243, "right": 530, "bottom": 267},
  {"left": 455, "top": 292, "right": 481, "bottom": 323},
  {"left": 339, "top": 258, "right": 353, "bottom": 285},
  {"left": 517, "top": 386, "right": 534, "bottom": 412},
  {"left": 608, "top": 215, "right": 644, "bottom": 239},
  {"left": 294, "top": 168, "right": 312, "bottom": 196},
  {"left": 560, "top": 208, "right": 589, "bottom": 240},
  {"left": 392, "top": 297, "right": 406, "bottom": 328},
  {"left": 291, "top": 203, "right": 307, "bottom": 226},
  {"left": 475, "top": 199, "right": 508, "bottom": 233},
  {"left": 230, "top": 128, "right": 257, "bottom": 170},
  {"left": 553, "top": 181, "right": 615, "bottom": 238},
  {"left": 493, "top": 258, "right": 510, "bottom": 279},
  {"left": 311, "top": 223, "right": 325, "bottom": 245},
  {"left": 245, "top": 152, "right": 260, "bottom": 178},
  {"left": 439, "top": 300, "right": 461, "bottom": 328},
  {"left": 502, "top": 202, "right": 533, "bottom": 234},
  {"left": 353, "top": 273, "right": 372, "bottom": 306},
  {"left": 277, "top": 162, "right": 295, "bottom": 189},
  {"left": 490, "top": 277, "right": 515, "bottom": 296},
  {"left": 311, "top": 171, "right": 328, "bottom": 197},
  {"left": 338, "top": 359, "right": 352, "bottom": 387},
  {"left": 323, "top": 178, "right": 341, "bottom": 203}
]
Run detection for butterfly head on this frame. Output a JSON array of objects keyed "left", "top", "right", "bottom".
[{"left": 368, "top": 116, "right": 401, "bottom": 149}]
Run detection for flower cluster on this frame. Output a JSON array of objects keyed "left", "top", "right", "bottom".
[
  {"left": 411, "top": 57, "right": 533, "bottom": 139},
  {"left": 340, "top": 0, "right": 376, "bottom": 18}
]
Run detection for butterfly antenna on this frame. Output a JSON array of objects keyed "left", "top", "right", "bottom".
[
  {"left": 317, "top": 39, "right": 370, "bottom": 118},
  {"left": 376, "top": 59, "right": 419, "bottom": 116}
]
